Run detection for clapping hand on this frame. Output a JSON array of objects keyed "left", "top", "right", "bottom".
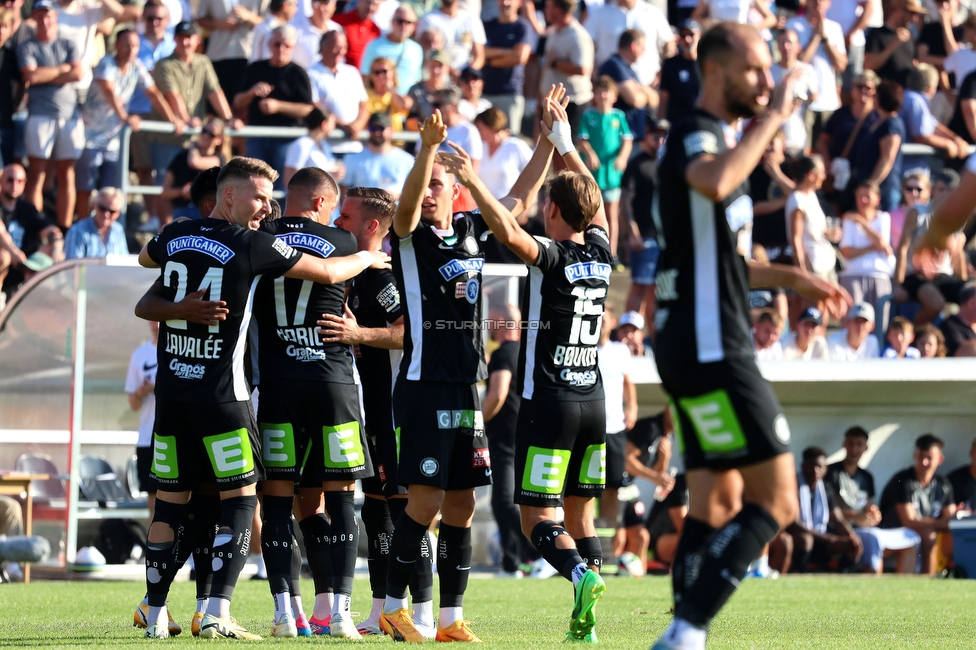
[{"left": 420, "top": 110, "right": 448, "bottom": 148}]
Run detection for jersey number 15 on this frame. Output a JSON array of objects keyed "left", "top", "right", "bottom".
[{"left": 569, "top": 286, "right": 606, "bottom": 345}]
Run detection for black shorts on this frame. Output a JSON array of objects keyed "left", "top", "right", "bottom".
[
  {"left": 394, "top": 379, "right": 491, "bottom": 491},
  {"left": 257, "top": 380, "right": 373, "bottom": 484},
  {"left": 901, "top": 272, "right": 965, "bottom": 304},
  {"left": 361, "top": 424, "right": 407, "bottom": 498},
  {"left": 605, "top": 432, "right": 628, "bottom": 489},
  {"left": 514, "top": 398, "right": 607, "bottom": 507},
  {"left": 622, "top": 499, "right": 648, "bottom": 529},
  {"left": 657, "top": 357, "right": 791, "bottom": 471},
  {"left": 150, "top": 399, "right": 264, "bottom": 492},
  {"left": 136, "top": 445, "right": 154, "bottom": 494}
]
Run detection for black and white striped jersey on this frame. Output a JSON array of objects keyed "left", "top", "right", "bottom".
[
  {"left": 145, "top": 218, "right": 302, "bottom": 403},
  {"left": 252, "top": 217, "right": 358, "bottom": 385},
  {"left": 518, "top": 225, "right": 613, "bottom": 401},
  {"left": 654, "top": 109, "right": 755, "bottom": 366},
  {"left": 392, "top": 213, "right": 487, "bottom": 384}
]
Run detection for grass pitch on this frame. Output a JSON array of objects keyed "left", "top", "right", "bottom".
[{"left": 0, "top": 574, "right": 972, "bottom": 648}]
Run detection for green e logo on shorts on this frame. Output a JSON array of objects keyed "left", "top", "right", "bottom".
[
  {"left": 678, "top": 389, "right": 746, "bottom": 455},
  {"left": 395, "top": 426, "right": 401, "bottom": 463},
  {"left": 324, "top": 422, "right": 365, "bottom": 468},
  {"left": 578, "top": 443, "right": 606, "bottom": 485},
  {"left": 261, "top": 422, "right": 296, "bottom": 467},
  {"left": 151, "top": 434, "right": 178, "bottom": 479},
  {"left": 522, "top": 446, "right": 570, "bottom": 494},
  {"left": 203, "top": 428, "right": 255, "bottom": 478}
]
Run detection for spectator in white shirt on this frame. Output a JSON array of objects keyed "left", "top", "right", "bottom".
[
  {"left": 416, "top": 0, "right": 486, "bottom": 71},
  {"left": 474, "top": 106, "right": 532, "bottom": 198},
  {"left": 251, "top": 0, "right": 299, "bottom": 63},
  {"left": 435, "top": 86, "right": 483, "bottom": 170},
  {"left": 308, "top": 30, "right": 369, "bottom": 138},
  {"left": 825, "top": 0, "right": 872, "bottom": 88},
  {"left": 294, "top": 0, "right": 340, "bottom": 68},
  {"left": 617, "top": 310, "right": 650, "bottom": 357},
  {"left": 882, "top": 316, "right": 921, "bottom": 358},
  {"left": 839, "top": 180, "right": 895, "bottom": 309},
  {"left": 772, "top": 29, "right": 819, "bottom": 156},
  {"left": 586, "top": 0, "right": 675, "bottom": 86},
  {"left": 283, "top": 107, "right": 337, "bottom": 187},
  {"left": 753, "top": 309, "right": 785, "bottom": 360},
  {"left": 788, "top": 156, "right": 837, "bottom": 288},
  {"left": 56, "top": 0, "right": 142, "bottom": 101},
  {"left": 788, "top": 0, "right": 849, "bottom": 148},
  {"left": 828, "top": 302, "right": 881, "bottom": 359},
  {"left": 782, "top": 307, "right": 831, "bottom": 359}
]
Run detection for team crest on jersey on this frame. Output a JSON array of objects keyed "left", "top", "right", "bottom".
[
  {"left": 438, "top": 258, "right": 484, "bottom": 281},
  {"left": 276, "top": 232, "right": 336, "bottom": 257},
  {"left": 462, "top": 234, "right": 479, "bottom": 255},
  {"left": 352, "top": 296, "right": 360, "bottom": 310},
  {"left": 455, "top": 277, "right": 479, "bottom": 303},
  {"left": 167, "top": 236, "right": 235, "bottom": 263},
  {"left": 564, "top": 261, "right": 612, "bottom": 284},
  {"left": 683, "top": 130, "right": 719, "bottom": 157}
]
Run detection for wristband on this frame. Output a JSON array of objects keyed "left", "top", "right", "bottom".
[
  {"left": 966, "top": 152, "right": 976, "bottom": 175},
  {"left": 356, "top": 250, "right": 373, "bottom": 271},
  {"left": 546, "top": 120, "right": 575, "bottom": 156}
]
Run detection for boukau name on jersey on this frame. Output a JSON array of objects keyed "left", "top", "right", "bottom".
[
  {"left": 438, "top": 258, "right": 484, "bottom": 281},
  {"left": 166, "top": 235, "right": 235, "bottom": 263},
  {"left": 276, "top": 232, "right": 337, "bottom": 257}
]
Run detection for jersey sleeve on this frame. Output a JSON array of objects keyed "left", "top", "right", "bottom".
[
  {"left": 370, "top": 269, "right": 403, "bottom": 324},
  {"left": 584, "top": 224, "right": 612, "bottom": 257},
  {"left": 895, "top": 473, "right": 915, "bottom": 505},
  {"left": 145, "top": 231, "right": 166, "bottom": 266},
  {"left": 531, "top": 234, "right": 563, "bottom": 272},
  {"left": 676, "top": 119, "right": 722, "bottom": 168},
  {"left": 249, "top": 229, "right": 302, "bottom": 277}
]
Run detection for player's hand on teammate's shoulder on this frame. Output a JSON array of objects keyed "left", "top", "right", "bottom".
[
  {"left": 420, "top": 110, "right": 448, "bottom": 148},
  {"left": 366, "top": 250, "right": 392, "bottom": 269},
  {"left": 176, "top": 289, "right": 230, "bottom": 326}
]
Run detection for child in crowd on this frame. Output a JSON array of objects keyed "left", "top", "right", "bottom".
[
  {"left": 882, "top": 316, "right": 920, "bottom": 358},
  {"left": 578, "top": 76, "right": 632, "bottom": 260},
  {"left": 915, "top": 323, "right": 947, "bottom": 358}
]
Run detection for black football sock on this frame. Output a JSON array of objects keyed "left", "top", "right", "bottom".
[
  {"left": 290, "top": 534, "right": 302, "bottom": 597},
  {"left": 676, "top": 504, "right": 780, "bottom": 629},
  {"left": 145, "top": 499, "right": 188, "bottom": 607},
  {"left": 386, "top": 512, "right": 428, "bottom": 600},
  {"left": 180, "top": 493, "right": 220, "bottom": 602},
  {"left": 574, "top": 536, "right": 603, "bottom": 573},
  {"left": 261, "top": 495, "right": 296, "bottom": 597},
  {"left": 531, "top": 520, "right": 585, "bottom": 583},
  {"left": 436, "top": 524, "right": 472, "bottom": 608},
  {"left": 388, "top": 498, "right": 433, "bottom": 604},
  {"left": 209, "top": 495, "right": 257, "bottom": 602},
  {"left": 325, "top": 491, "right": 358, "bottom": 599},
  {"left": 671, "top": 517, "right": 716, "bottom": 609},
  {"left": 361, "top": 497, "right": 392, "bottom": 599},
  {"left": 298, "top": 513, "right": 332, "bottom": 597}
]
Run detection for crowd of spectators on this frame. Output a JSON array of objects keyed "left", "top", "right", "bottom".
[{"left": 3, "top": 0, "right": 976, "bottom": 349}]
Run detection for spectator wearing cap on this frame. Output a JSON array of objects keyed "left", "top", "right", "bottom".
[
  {"left": 828, "top": 303, "right": 881, "bottom": 359},
  {"left": 251, "top": 0, "right": 299, "bottom": 63},
  {"left": 77, "top": 29, "right": 183, "bottom": 223},
  {"left": 416, "top": 0, "right": 485, "bottom": 71},
  {"left": 294, "top": 0, "right": 341, "bottom": 68},
  {"left": 772, "top": 29, "right": 819, "bottom": 156},
  {"left": 598, "top": 30, "right": 657, "bottom": 139},
  {"left": 458, "top": 67, "right": 491, "bottom": 122},
  {"left": 0, "top": 163, "right": 62, "bottom": 298},
  {"left": 878, "top": 434, "right": 955, "bottom": 575},
  {"left": 839, "top": 180, "right": 895, "bottom": 308},
  {"left": 658, "top": 19, "right": 700, "bottom": 126},
  {"left": 782, "top": 307, "right": 830, "bottom": 359},
  {"left": 196, "top": 0, "right": 267, "bottom": 100},
  {"left": 333, "top": 0, "right": 381, "bottom": 70},
  {"left": 360, "top": 5, "right": 423, "bottom": 95},
  {"left": 586, "top": 0, "right": 674, "bottom": 90},
  {"left": 617, "top": 310, "right": 649, "bottom": 357},
  {"left": 540, "top": 0, "right": 593, "bottom": 139},
  {"left": 435, "top": 86, "right": 483, "bottom": 169},
  {"left": 939, "top": 281, "right": 976, "bottom": 356},
  {"left": 864, "top": 0, "right": 925, "bottom": 87},
  {"left": 340, "top": 111, "right": 415, "bottom": 197},
  {"left": 18, "top": 0, "right": 84, "bottom": 231},
  {"left": 234, "top": 25, "right": 313, "bottom": 191},
  {"left": 893, "top": 170, "right": 968, "bottom": 326},
  {"left": 64, "top": 186, "right": 127, "bottom": 259},
  {"left": 284, "top": 107, "right": 337, "bottom": 187},
  {"left": 54, "top": 0, "right": 142, "bottom": 104},
  {"left": 900, "top": 64, "right": 969, "bottom": 172},
  {"left": 622, "top": 118, "right": 666, "bottom": 338},
  {"left": 407, "top": 49, "right": 456, "bottom": 128},
  {"left": 786, "top": 0, "right": 847, "bottom": 150},
  {"left": 309, "top": 30, "right": 370, "bottom": 138},
  {"left": 752, "top": 309, "right": 784, "bottom": 361},
  {"left": 481, "top": 0, "right": 532, "bottom": 137},
  {"left": 474, "top": 107, "right": 531, "bottom": 200},
  {"left": 365, "top": 57, "right": 410, "bottom": 131}
]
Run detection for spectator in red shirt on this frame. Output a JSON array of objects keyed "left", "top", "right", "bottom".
[{"left": 334, "top": 0, "right": 381, "bottom": 69}]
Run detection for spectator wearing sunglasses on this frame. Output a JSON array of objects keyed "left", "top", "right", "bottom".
[
  {"left": 64, "top": 186, "right": 128, "bottom": 259},
  {"left": 360, "top": 5, "right": 423, "bottom": 94},
  {"left": 159, "top": 118, "right": 226, "bottom": 223},
  {"left": 365, "top": 57, "right": 410, "bottom": 131}
]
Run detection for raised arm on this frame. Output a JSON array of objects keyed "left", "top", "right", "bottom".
[{"left": 392, "top": 111, "right": 447, "bottom": 238}]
